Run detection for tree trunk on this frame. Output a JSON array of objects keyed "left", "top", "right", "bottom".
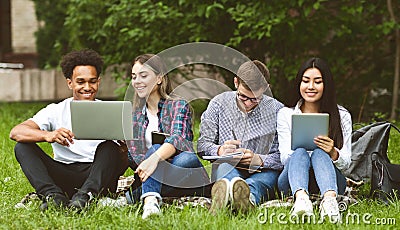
[{"left": 388, "top": 0, "right": 400, "bottom": 120}]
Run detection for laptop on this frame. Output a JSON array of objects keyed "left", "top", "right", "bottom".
[
  {"left": 70, "top": 101, "right": 133, "bottom": 140},
  {"left": 291, "top": 113, "right": 329, "bottom": 151}
]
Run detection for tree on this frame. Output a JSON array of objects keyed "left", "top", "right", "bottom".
[
  {"left": 388, "top": 0, "right": 400, "bottom": 120},
  {"left": 32, "top": 0, "right": 400, "bottom": 121}
]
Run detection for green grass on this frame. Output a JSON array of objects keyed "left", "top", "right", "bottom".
[{"left": 1, "top": 102, "right": 399, "bottom": 229}]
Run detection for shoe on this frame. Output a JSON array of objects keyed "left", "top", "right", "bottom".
[
  {"left": 230, "top": 177, "right": 254, "bottom": 212},
  {"left": 290, "top": 195, "right": 314, "bottom": 217},
  {"left": 320, "top": 196, "right": 341, "bottom": 223},
  {"left": 39, "top": 193, "right": 69, "bottom": 211},
  {"left": 69, "top": 192, "right": 91, "bottom": 210},
  {"left": 98, "top": 196, "right": 127, "bottom": 208},
  {"left": 142, "top": 199, "right": 161, "bottom": 219},
  {"left": 210, "top": 178, "right": 230, "bottom": 213}
]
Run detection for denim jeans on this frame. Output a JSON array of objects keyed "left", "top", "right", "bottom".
[
  {"left": 214, "top": 163, "right": 279, "bottom": 205},
  {"left": 277, "top": 148, "right": 346, "bottom": 197},
  {"left": 128, "top": 144, "right": 210, "bottom": 203}
]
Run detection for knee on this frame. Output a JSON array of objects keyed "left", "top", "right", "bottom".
[
  {"left": 172, "top": 152, "right": 201, "bottom": 168},
  {"left": 96, "top": 141, "right": 118, "bottom": 154},
  {"left": 216, "top": 162, "right": 234, "bottom": 172},
  {"left": 96, "top": 141, "right": 128, "bottom": 164},
  {"left": 215, "top": 163, "right": 235, "bottom": 178},
  {"left": 290, "top": 148, "right": 309, "bottom": 162},
  {"left": 14, "top": 142, "right": 33, "bottom": 160},
  {"left": 311, "top": 148, "right": 331, "bottom": 161}
]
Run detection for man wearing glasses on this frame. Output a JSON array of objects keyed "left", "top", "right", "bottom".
[{"left": 198, "top": 60, "right": 283, "bottom": 213}]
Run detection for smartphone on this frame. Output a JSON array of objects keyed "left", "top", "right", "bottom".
[{"left": 151, "top": 131, "right": 170, "bottom": 145}]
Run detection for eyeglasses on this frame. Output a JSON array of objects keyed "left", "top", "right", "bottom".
[{"left": 236, "top": 91, "right": 262, "bottom": 104}]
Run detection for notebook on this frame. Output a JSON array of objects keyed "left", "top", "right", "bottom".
[
  {"left": 291, "top": 113, "right": 329, "bottom": 151},
  {"left": 70, "top": 101, "right": 133, "bottom": 140},
  {"left": 202, "top": 152, "right": 243, "bottom": 161}
]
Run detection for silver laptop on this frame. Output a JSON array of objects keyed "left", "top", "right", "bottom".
[
  {"left": 291, "top": 113, "right": 329, "bottom": 151},
  {"left": 70, "top": 101, "right": 133, "bottom": 140}
]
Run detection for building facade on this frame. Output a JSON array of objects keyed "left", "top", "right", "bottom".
[{"left": 0, "top": 0, "right": 39, "bottom": 68}]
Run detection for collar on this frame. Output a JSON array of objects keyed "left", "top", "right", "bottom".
[
  {"left": 294, "top": 99, "right": 304, "bottom": 113},
  {"left": 140, "top": 98, "right": 166, "bottom": 115}
]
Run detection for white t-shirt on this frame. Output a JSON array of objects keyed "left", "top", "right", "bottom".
[
  {"left": 145, "top": 108, "right": 159, "bottom": 149},
  {"left": 29, "top": 97, "right": 103, "bottom": 164}
]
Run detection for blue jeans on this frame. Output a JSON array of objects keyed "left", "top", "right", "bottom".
[
  {"left": 128, "top": 144, "right": 210, "bottom": 203},
  {"left": 277, "top": 148, "right": 346, "bottom": 197},
  {"left": 215, "top": 163, "right": 279, "bottom": 205}
]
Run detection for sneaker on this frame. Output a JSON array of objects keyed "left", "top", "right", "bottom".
[
  {"left": 290, "top": 195, "right": 314, "bottom": 217},
  {"left": 98, "top": 196, "right": 127, "bottom": 208},
  {"left": 230, "top": 177, "right": 254, "bottom": 212},
  {"left": 69, "top": 192, "right": 92, "bottom": 210},
  {"left": 142, "top": 199, "right": 161, "bottom": 219},
  {"left": 320, "top": 196, "right": 341, "bottom": 223},
  {"left": 40, "top": 193, "right": 69, "bottom": 211},
  {"left": 210, "top": 178, "right": 230, "bottom": 213}
]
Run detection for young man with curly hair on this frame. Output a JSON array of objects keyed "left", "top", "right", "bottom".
[{"left": 10, "top": 49, "right": 128, "bottom": 211}]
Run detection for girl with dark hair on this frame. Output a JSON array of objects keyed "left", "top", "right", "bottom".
[
  {"left": 126, "top": 54, "right": 209, "bottom": 219},
  {"left": 277, "top": 58, "right": 352, "bottom": 221}
]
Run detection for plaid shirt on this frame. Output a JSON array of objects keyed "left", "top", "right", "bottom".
[
  {"left": 197, "top": 91, "right": 284, "bottom": 171},
  {"left": 127, "top": 98, "right": 194, "bottom": 164}
]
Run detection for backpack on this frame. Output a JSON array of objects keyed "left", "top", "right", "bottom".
[{"left": 343, "top": 121, "right": 400, "bottom": 203}]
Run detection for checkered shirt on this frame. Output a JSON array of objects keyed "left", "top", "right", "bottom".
[
  {"left": 197, "top": 91, "right": 284, "bottom": 170},
  {"left": 127, "top": 98, "right": 194, "bottom": 164}
]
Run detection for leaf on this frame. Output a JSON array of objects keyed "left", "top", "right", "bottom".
[
  {"left": 313, "top": 2, "right": 320, "bottom": 10},
  {"left": 205, "top": 3, "right": 224, "bottom": 18}
]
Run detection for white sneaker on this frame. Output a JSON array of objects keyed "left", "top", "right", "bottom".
[
  {"left": 230, "top": 177, "right": 254, "bottom": 212},
  {"left": 142, "top": 199, "right": 161, "bottom": 219},
  {"left": 98, "top": 196, "right": 127, "bottom": 208},
  {"left": 320, "top": 196, "right": 341, "bottom": 223},
  {"left": 210, "top": 178, "right": 230, "bottom": 213},
  {"left": 291, "top": 196, "right": 314, "bottom": 217}
]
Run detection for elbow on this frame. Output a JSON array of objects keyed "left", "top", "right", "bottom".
[
  {"left": 9, "top": 128, "right": 21, "bottom": 142},
  {"left": 9, "top": 129, "right": 17, "bottom": 141}
]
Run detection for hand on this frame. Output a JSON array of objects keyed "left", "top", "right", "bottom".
[
  {"left": 135, "top": 154, "right": 160, "bottom": 182},
  {"left": 314, "top": 135, "right": 338, "bottom": 160},
  {"left": 117, "top": 140, "right": 128, "bottom": 154},
  {"left": 233, "top": 148, "right": 263, "bottom": 166},
  {"left": 218, "top": 140, "right": 241, "bottom": 156},
  {"left": 44, "top": 128, "right": 74, "bottom": 146}
]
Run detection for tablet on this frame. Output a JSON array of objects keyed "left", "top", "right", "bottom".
[
  {"left": 70, "top": 101, "right": 133, "bottom": 140},
  {"left": 291, "top": 113, "right": 329, "bottom": 151}
]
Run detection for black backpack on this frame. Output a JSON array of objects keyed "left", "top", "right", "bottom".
[{"left": 343, "top": 121, "right": 400, "bottom": 203}]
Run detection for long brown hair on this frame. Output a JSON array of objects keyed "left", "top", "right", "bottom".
[{"left": 132, "top": 54, "right": 172, "bottom": 109}]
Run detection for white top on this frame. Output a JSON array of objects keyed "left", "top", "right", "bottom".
[
  {"left": 145, "top": 108, "right": 159, "bottom": 149},
  {"left": 29, "top": 97, "right": 103, "bottom": 164},
  {"left": 277, "top": 99, "right": 352, "bottom": 171}
]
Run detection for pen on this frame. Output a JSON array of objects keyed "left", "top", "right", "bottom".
[
  {"left": 232, "top": 130, "right": 237, "bottom": 140},
  {"left": 231, "top": 130, "right": 241, "bottom": 149}
]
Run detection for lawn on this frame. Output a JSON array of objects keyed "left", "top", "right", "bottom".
[{"left": 0, "top": 102, "right": 399, "bottom": 229}]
